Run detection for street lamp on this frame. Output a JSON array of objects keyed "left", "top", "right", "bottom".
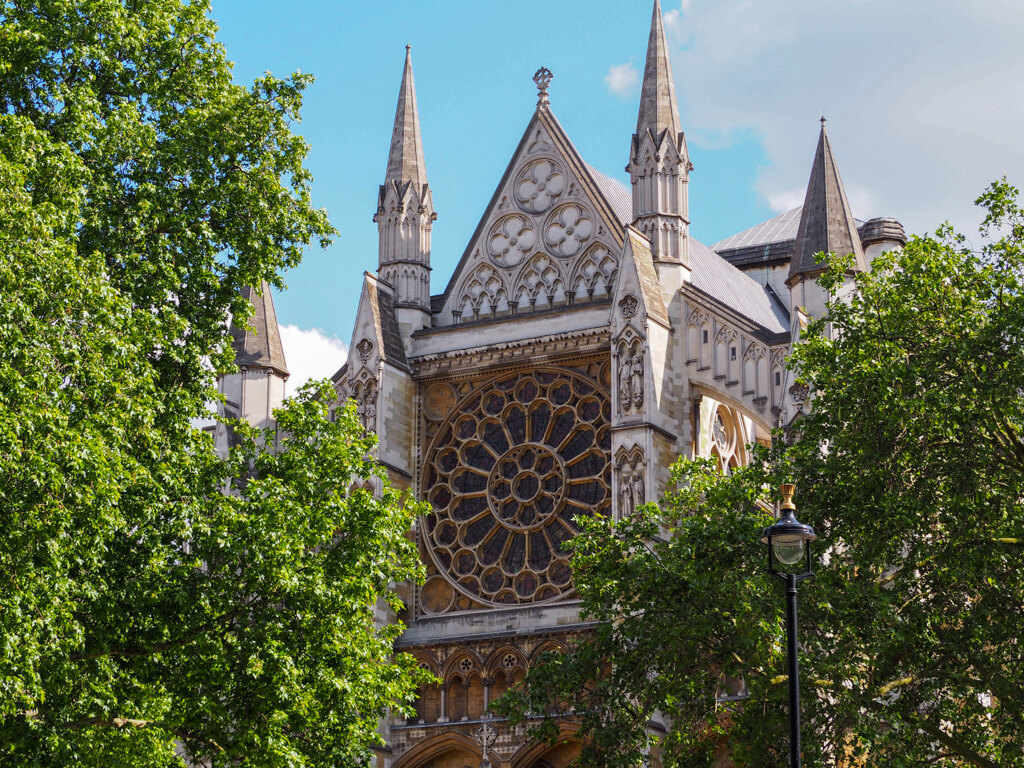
[{"left": 759, "top": 483, "right": 816, "bottom": 768}]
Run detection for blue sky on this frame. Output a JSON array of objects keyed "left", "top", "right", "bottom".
[{"left": 208, "top": 0, "right": 1024, "bottom": 389}]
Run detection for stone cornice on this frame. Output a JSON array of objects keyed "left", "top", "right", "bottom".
[
  {"left": 411, "top": 327, "right": 610, "bottom": 380},
  {"left": 394, "top": 620, "right": 599, "bottom": 651}
]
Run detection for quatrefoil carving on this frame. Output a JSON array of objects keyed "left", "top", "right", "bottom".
[
  {"left": 487, "top": 213, "right": 537, "bottom": 268},
  {"left": 543, "top": 203, "right": 594, "bottom": 259},
  {"left": 515, "top": 158, "right": 566, "bottom": 214}
]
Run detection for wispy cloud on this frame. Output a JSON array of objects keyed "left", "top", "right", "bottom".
[
  {"left": 605, "top": 62, "right": 640, "bottom": 97},
  {"left": 665, "top": 0, "right": 1024, "bottom": 235},
  {"left": 278, "top": 325, "right": 348, "bottom": 397}
]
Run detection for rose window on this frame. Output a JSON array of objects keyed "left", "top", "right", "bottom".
[
  {"left": 423, "top": 369, "right": 611, "bottom": 606},
  {"left": 486, "top": 214, "right": 537, "bottom": 268},
  {"left": 543, "top": 203, "right": 595, "bottom": 259},
  {"left": 514, "top": 158, "right": 566, "bottom": 214}
]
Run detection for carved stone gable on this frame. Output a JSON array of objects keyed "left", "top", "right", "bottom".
[{"left": 438, "top": 111, "right": 627, "bottom": 331}]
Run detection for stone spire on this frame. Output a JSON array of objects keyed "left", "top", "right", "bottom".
[
  {"left": 384, "top": 45, "right": 428, "bottom": 192},
  {"left": 636, "top": 0, "right": 682, "bottom": 140},
  {"left": 230, "top": 281, "right": 289, "bottom": 379},
  {"left": 627, "top": 0, "right": 692, "bottom": 270},
  {"left": 787, "top": 118, "right": 868, "bottom": 285},
  {"left": 217, "top": 280, "right": 289, "bottom": 453},
  {"left": 375, "top": 46, "right": 435, "bottom": 331}
]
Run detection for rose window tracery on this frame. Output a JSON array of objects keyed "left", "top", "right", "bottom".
[{"left": 423, "top": 368, "right": 611, "bottom": 606}]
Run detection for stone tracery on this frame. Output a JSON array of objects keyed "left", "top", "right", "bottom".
[
  {"left": 514, "top": 158, "right": 566, "bottom": 214},
  {"left": 422, "top": 368, "right": 611, "bottom": 606}
]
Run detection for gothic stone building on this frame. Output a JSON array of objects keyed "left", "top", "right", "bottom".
[{"left": 224, "top": 2, "right": 905, "bottom": 766}]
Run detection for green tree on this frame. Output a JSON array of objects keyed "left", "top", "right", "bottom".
[
  {"left": 0, "top": 3, "right": 430, "bottom": 765},
  {"left": 496, "top": 182, "right": 1024, "bottom": 768}
]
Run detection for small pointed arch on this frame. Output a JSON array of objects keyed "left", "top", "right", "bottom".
[
  {"left": 714, "top": 325, "right": 737, "bottom": 381},
  {"left": 686, "top": 307, "right": 711, "bottom": 367},
  {"left": 458, "top": 263, "right": 507, "bottom": 320},
  {"left": 742, "top": 342, "right": 767, "bottom": 398},
  {"left": 529, "top": 639, "right": 570, "bottom": 666},
  {"left": 571, "top": 242, "right": 618, "bottom": 301},
  {"left": 770, "top": 348, "right": 789, "bottom": 409},
  {"left": 514, "top": 252, "right": 566, "bottom": 311},
  {"left": 392, "top": 731, "right": 480, "bottom": 768},
  {"left": 509, "top": 722, "right": 582, "bottom": 768},
  {"left": 408, "top": 654, "right": 442, "bottom": 724},
  {"left": 443, "top": 649, "right": 484, "bottom": 681},
  {"left": 487, "top": 646, "right": 529, "bottom": 706},
  {"left": 486, "top": 645, "right": 528, "bottom": 677}
]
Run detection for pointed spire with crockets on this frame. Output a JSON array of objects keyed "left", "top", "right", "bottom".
[
  {"left": 636, "top": 0, "right": 682, "bottom": 141},
  {"left": 376, "top": 46, "right": 435, "bottom": 327},
  {"left": 628, "top": 0, "right": 691, "bottom": 270},
  {"left": 787, "top": 118, "right": 868, "bottom": 285},
  {"left": 384, "top": 45, "right": 428, "bottom": 191}
]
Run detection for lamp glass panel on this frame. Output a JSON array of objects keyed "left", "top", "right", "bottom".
[{"left": 773, "top": 539, "right": 805, "bottom": 566}]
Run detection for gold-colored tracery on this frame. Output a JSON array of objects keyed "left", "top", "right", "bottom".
[{"left": 422, "top": 368, "right": 611, "bottom": 606}]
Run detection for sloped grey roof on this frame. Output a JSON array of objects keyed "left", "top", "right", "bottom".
[
  {"left": 585, "top": 162, "right": 632, "bottom": 225},
  {"left": 231, "top": 281, "right": 289, "bottom": 378},
  {"left": 624, "top": 228, "right": 670, "bottom": 328},
  {"left": 689, "top": 239, "right": 789, "bottom": 334},
  {"left": 712, "top": 207, "right": 803, "bottom": 251},
  {"left": 369, "top": 279, "right": 408, "bottom": 368}
]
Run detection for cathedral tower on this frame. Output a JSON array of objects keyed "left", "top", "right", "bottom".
[
  {"left": 375, "top": 46, "right": 436, "bottom": 342},
  {"left": 627, "top": 0, "right": 692, "bottom": 278},
  {"left": 787, "top": 118, "right": 868, "bottom": 325}
]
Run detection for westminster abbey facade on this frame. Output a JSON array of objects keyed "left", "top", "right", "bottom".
[{"left": 223, "top": 2, "right": 906, "bottom": 766}]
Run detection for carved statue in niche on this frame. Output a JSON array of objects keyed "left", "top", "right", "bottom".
[
  {"left": 363, "top": 394, "right": 377, "bottom": 430},
  {"left": 618, "top": 356, "right": 631, "bottom": 412},
  {"left": 631, "top": 472, "right": 645, "bottom": 509},
  {"left": 630, "top": 353, "right": 644, "bottom": 408},
  {"left": 619, "top": 475, "right": 634, "bottom": 516}
]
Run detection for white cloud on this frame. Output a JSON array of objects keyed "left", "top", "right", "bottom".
[
  {"left": 667, "top": 0, "right": 1024, "bottom": 236},
  {"left": 278, "top": 324, "right": 348, "bottom": 397},
  {"left": 605, "top": 62, "right": 640, "bottom": 97},
  {"left": 767, "top": 188, "right": 804, "bottom": 214}
]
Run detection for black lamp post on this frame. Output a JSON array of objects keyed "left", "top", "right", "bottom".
[{"left": 759, "top": 484, "right": 816, "bottom": 768}]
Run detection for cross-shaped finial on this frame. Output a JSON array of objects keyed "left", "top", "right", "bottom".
[{"left": 533, "top": 67, "right": 553, "bottom": 106}]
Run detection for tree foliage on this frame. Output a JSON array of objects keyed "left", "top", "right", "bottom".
[
  {"left": 0, "top": 3, "right": 429, "bottom": 765},
  {"left": 496, "top": 182, "right": 1024, "bottom": 768}
]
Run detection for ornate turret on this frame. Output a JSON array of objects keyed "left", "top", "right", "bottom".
[
  {"left": 787, "top": 118, "right": 868, "bottom": 286},
  {"left": 375, "top": 46, "right": 436, "bottom": 337},
  {"left": 627, "top": 0, "right": 692, "bottom": 271},
  {"left": 216, "top": 281, "right": 289, "bottom": 453}
]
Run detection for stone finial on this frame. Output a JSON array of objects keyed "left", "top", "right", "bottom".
[{"left": 533, "top": 67, "right": 553, "bottom": 106}]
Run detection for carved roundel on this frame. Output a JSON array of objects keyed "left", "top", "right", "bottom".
[
  {"left": 543, "top": 203, "right": 595, "bottom": 259},
  {"left": 486, "top": 213, "right": 537, "bottom": 268},
  {"left": 514, "top": 158, "right": 566, "bottom": 214},
  {"left": 422, "top": 368, "right": 612, "bottom": 606}
]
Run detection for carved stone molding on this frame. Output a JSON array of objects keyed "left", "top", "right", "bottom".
[
  {"left": 618, "top": 294, "right": 638, "bottom": 318},
  {"left": 514, "top": 158, "right": 566, "bottom": 214},
  {"left": 412, "top": 328, "right": 611, "bottom": 380},
  {"left": 356, "top": 338, "right": 374, "bottom": 361}
]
